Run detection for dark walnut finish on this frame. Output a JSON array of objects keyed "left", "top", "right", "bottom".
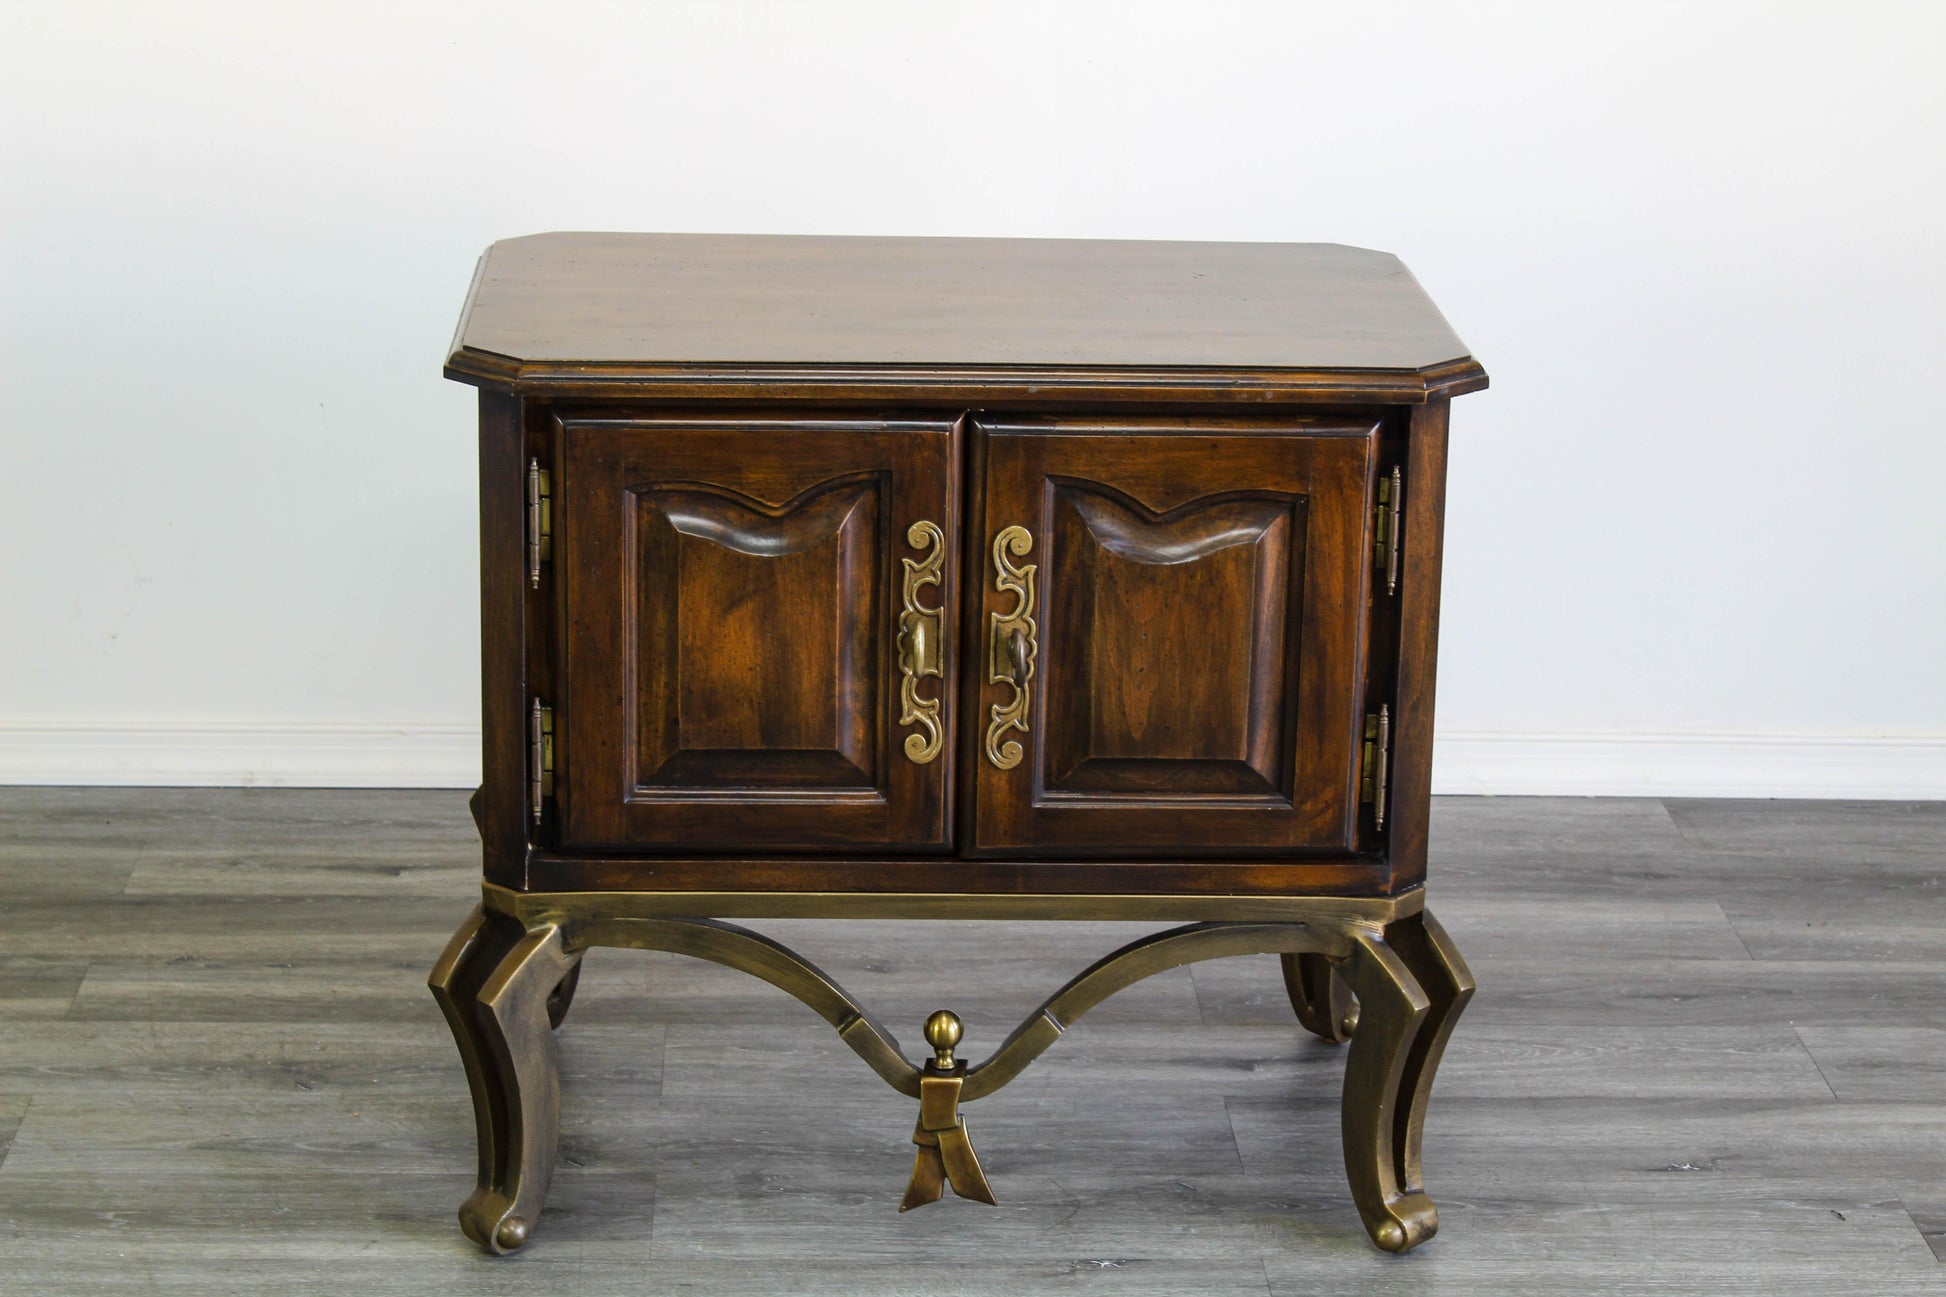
[
  {"left": 433, "top": 232, "right": 1487, "bottom": 1258},
  {"left": 967, "top": 415, "right": 1377, "bottom": 857},
  {"left": 556, "top": 411, "right": 959, "bottom": 852}
]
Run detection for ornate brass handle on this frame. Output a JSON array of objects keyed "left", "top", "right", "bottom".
[
  {"left": 1002, "top": 628, "right": 1027, "bottom": 686},
  {"left": 897, "top": 521, "right": 946, "bottom": 764},
  {"left": 984, "top": 525, "right": 1037, "bottom": 770}
]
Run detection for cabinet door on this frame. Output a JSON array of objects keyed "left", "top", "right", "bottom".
[
  {"left": 558, "top": 413, "right": 958, "bottom": 851},
  {"left": 967, "top": 416, "right": 1378, "bottom": 855}
]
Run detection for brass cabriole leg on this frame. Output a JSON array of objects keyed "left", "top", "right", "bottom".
[
  {"left": 428, "top": 906, "right": 578, "bottom": 1254},
  {"left": 1338, "top": 929, "right": 1432, "bottom": 1252},
  {"left": 428, "top": 908, "right": 514, "bottom": 1248},
  {"left": 1280, "top": 952, "right": 1359, "bottom": 1043},
  {"left": 1386, "top": 911, "right": 1476, "bottom": 1209},
  {"left": 1335, "top": 911, "right": 1472, "bottom": 1255}
]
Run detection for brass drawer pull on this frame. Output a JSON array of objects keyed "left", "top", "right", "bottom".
[
  {"left": 898, "top": 521, "right": 947, "bottom": 764},
  {"left": 1001, "top": 628, "right": 1028, "bottom": 687},
  {"left": 984, "top": 525, "right": 1037, "bottom": 770}
]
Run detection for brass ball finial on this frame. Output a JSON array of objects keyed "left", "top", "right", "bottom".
[{"left": 924, "top": 1009, "right": 963, "bottom": 1068}]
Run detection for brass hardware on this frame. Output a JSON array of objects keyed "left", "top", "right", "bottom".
[
  {"left": 900, "top": 1009, "right": 996, "bottom": 1211},
  {"left": 527, "top": 459, "right": 552, "bottom": 589},
  {"left": 1375, "top": 466, "right": 1402, "bottom": 595},
  {"left": 1003, "top": 628, "right": 1027, "bottom": 683},
  {"left": 529, "top": 700, "right": 554, "bottom": 824},
  {"left": 984, "top": 525, "right": 1037, "bottom": 770},
  {"left": 436, "top": 896, "right": 1468, "bottom": 1254},
  {"left": 897, "top": 520, "right": 946, "bottom": 764},
  {"left": 1361, "top": 705, "right": 1391, "bottom": 830}
]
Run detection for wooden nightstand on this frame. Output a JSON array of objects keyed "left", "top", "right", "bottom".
[{"left": 430, "top": 232, "right": 1486, "bottom": 1256}]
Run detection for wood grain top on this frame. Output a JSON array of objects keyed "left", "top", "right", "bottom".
[{"left": 445, "top": 232, "right": 1486, "bottom": 403}]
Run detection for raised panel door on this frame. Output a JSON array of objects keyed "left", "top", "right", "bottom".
[
  {"left": 558, "top": 413, "right": 958, "bottom": 850},
  {"left": 967, "top": 416, "right": 1380, "bottom": 855}
]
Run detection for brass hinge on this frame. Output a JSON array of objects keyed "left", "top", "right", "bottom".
[
  {"left": 529, "top": 699, "right": 554, "bottom": 824},
  {"left": 1360, "top": 704, "right": 1391, "bottom": 830},
  {"left": 527, "top": 458, "right": 553, "bottom": 589},
  {"left": 1374, "top": 466, "right": 1402, "bottom": 596}
]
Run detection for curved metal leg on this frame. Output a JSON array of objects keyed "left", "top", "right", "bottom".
[
  {"left": 1386, "top": 911, "right": 1475, "bottom": 1209},
  {"left": 1337, "top": 929, "right": 1436, "bottom": 1253},
  {"left": 428, "top": 907, "right": 516, "bottom": 1246},
  {"left": 429, "top": 906, "right": 575, "bottom": 1254},
  {"left": 1280, "top": 952, "right": 1359, "bottom": 1043}
]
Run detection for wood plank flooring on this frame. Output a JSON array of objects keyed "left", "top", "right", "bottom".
[{"left": 0, "top": 789, "right": 1940, "bottom": 1294}]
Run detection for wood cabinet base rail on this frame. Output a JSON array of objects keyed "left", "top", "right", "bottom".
[
  {"left": 430, "top": 892, "right": 1472, "bottom": 1255},
  {"left": 430, "top": 232, "right": 1488, "bottom": 1257}
]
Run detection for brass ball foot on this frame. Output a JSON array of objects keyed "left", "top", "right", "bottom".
[
  {"left": 494, "top": 1216, "right": 529, "bottom": 1252},
  {"left": 1370, "top": 1195, "right": 1438, "bottom": 1254}
]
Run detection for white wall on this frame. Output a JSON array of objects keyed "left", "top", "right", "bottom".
[{"left": 3, "top": 1, "right": 1943, "bottom": 795}]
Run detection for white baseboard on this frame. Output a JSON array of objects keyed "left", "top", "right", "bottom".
[
  {"left": 1431, "top": 732, "right": 1946, "bottom": 799},
  {"left": 0, "top": 722, "right": 1941, "bottom": 798},
  {"left": 0, "top": 721, "right": 482, "bottom": 789}
]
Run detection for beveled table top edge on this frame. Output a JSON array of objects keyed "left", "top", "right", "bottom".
[{"left": 444, "top": 347, "right": 1489, "bottom": 405}]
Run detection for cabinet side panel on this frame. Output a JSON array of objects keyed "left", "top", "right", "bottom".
[
  {"left": 477, "top": 390, "right": 528, "bottom": 886},
  {"left": 1388, "top": 398, "right": 1451, "bottom": 889}
]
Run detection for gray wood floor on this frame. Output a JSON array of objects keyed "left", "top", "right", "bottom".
[{"left": 0, "top": 790, "right": 1942, "bottom": 1295}]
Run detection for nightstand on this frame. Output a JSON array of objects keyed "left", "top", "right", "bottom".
[{"left": 431, "top": 232, "right": 1485, "bottom": 1255}]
